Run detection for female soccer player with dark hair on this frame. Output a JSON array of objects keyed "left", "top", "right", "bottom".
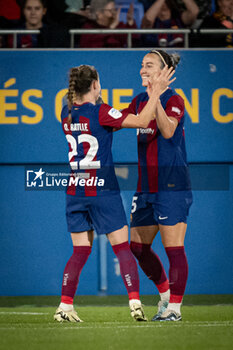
[
  {"left": 54, "top": 64, "right": 175, "bottom": 323},
  {"left": 123, "top": 49, "right": 193, "bottom": 321}
]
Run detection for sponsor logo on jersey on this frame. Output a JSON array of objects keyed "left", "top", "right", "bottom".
[
  {"left": 108, "top": 108, "right": 122, "bottom": 119},
  {"left": 137, "top": 128, "right": 155, "bottom": 135},
  {"left": 171, "top": 106, "right": 181, "bottom": 115}
]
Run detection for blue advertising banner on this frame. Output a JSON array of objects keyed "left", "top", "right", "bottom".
[
  {"left": 0, "top": 50, "right": 233, "bottom": 296},
  {"left": 0, "top": 49, "right": 233, "bottom": 164}
]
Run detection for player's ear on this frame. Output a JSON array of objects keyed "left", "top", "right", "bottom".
[{"left": 92, "top": 80, "right": 98, "bottom": 91}]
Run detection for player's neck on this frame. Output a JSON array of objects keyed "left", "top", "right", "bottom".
[{"left": 74, "top": 92, "right": 96, "bottom": 105}]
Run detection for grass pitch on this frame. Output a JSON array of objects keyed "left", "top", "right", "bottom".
[{"left": 0, "top": 295, "right": 232, "bottom": 350}]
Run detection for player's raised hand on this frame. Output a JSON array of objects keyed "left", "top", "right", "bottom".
[
  {"left": 160, "top": 65, "right": 176, "bottom": 88},
  {"left": 148, "top": 66, "right": 176, "bottom": 97}
]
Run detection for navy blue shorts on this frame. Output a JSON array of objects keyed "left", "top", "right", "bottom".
[
  {"left": 130, "top": 191, "right": 193, "bottom": 227},
  {"left": 66, "top": 193, "right": 128, "bottom": 235}
]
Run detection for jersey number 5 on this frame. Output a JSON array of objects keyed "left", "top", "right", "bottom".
[
  {"left": 131, "top": 196, "right": 138, "bottom": 213},
  {"left": 66, "top": 134, "right": 101, "bottom": 170}
]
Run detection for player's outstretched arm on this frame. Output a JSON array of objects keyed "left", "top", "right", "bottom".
[{"left": 121, "top": 66, "right": 175, "bottom": 129}]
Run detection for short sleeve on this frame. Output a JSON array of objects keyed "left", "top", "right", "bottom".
[
  {"left": 99, "top": 104, "right": 129, "bottom": 128},
  {"left": 121, "top": 96, "right": 137, "bottom": 115},
  {"left": 165, "top": 95, "right": 184, "bottom": 123}
]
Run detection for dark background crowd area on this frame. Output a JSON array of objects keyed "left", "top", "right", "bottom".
[
  {"left": 0, "top": 0, "right": 89, "bottom": 48},
  {"left": 0, "top": 0, "right": 232, "bottom": 48}
]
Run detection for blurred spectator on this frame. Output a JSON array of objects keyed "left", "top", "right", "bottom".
[
  {"left": 139, "top": 0, "right": 202, "bottom": 16},
  {"left": 7, "top": 0, "right": 70, "bottom": 48},
  {"left": 199, "top": 0, "right": 233, "bottom": 47},
  {"left": 176, "top": 0, "right": 212, "bottom": 23},
  {"left": 141, "top": 0, "right": 199, "bottom": 47},
  {"left": 79, "top": 0, "right": 137, "bottom": 48},
  {"left": 6, "top": 0, "right": 47, "bottom": 48}
]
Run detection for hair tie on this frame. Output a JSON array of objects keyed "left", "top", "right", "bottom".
[{"left": 150, "top": 50, "right": 167, "bottom": 67}]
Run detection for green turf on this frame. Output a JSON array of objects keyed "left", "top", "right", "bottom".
[
  {"left": 0, "top": 294, "right": 233, "bottom": 307},
  {"left": 0, "top": 303, "right": 233, "bottom": 350}
]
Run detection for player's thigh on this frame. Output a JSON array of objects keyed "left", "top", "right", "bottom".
[
  {"left": 71, "top": 230, "right": 94, "bottom": 247},
  {"left": 130, "top": 193, "right": 159, "bottom": 244},
  {"left": 131, "top": 225, "right": 159, "bottom": 244},
  {"left": 159, "top": 222, "right": 187, "bottom": 247},
  {"left": 107, "top": 225, "right": 129, "bottom": 246}
]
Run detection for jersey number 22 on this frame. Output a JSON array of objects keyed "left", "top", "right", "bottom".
[{"left": 66, "top": 134, "right": 101, "bottom": 170}]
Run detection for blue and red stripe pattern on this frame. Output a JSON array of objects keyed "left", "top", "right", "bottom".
[
  {"left": 61, "top": 102, "right": 128, "bottom": 196},
  {"left": 123, "top": 88, "right": 191, "bottom": 193}
]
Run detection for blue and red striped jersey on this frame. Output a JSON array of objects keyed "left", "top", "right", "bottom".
[
  {"left": 123, "top": 88, "right": 191, "bottom": 192},
  {"left": 61, "top": 102, "right": 128, "bottom": 196}
]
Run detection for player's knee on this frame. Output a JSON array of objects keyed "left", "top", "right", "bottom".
[{"left": 130, "top": 241, "right": 151, "bottom": 260}]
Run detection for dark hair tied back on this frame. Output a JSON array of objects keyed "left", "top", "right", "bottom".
[
  {"left": 150, "top": 49, "right": 180, "bottom": 69},
  {"left": 170, "top": 53, "right": 180, "bottom": 68}
]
